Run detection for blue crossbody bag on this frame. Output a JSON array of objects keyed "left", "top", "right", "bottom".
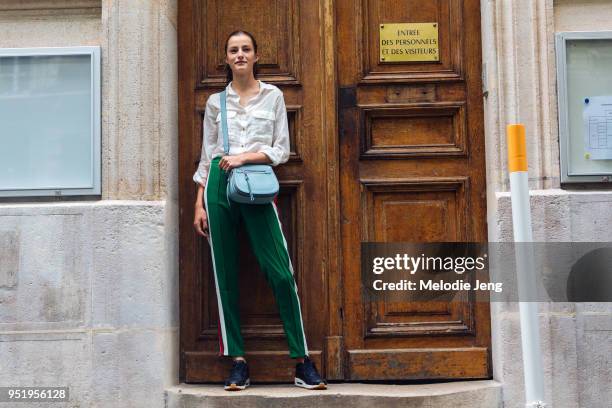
[{"left": 220, "top": 90, "right": 279, "bottom": 204}]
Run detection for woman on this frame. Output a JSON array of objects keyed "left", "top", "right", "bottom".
[{"left": 192, "top": 30, "right": 327, "bottom": 391}]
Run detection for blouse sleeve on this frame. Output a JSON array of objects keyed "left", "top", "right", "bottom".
[
  {"left": 192, "top": 97, "right": 218, "bottom": 187},
  {"left": 259, "top": 91, "right": 290, "bottom": 166}
]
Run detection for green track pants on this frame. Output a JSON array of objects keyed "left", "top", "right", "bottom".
[{"left": 204, "top": 156, "right": 309, "bottom": 358}]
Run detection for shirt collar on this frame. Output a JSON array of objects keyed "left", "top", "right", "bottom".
[{"left": 226, "top": 80, "right": 269, "bottom": 97}]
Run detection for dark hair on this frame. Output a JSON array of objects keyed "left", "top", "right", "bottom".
[{"left": 224, "top": 30, "right": 259, "bottom": 85}]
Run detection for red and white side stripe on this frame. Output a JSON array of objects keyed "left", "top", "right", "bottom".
[
  {"left": 204, "top": 175, "right": 229, "bottom": 356},
  {"left": 271, "top": 201, "right": 309, "bottom": 357}
]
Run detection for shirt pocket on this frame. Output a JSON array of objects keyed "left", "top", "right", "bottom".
[
  {"left": 215, "top": 110, "right": 237, "bottom": 123},
  {"left": 215, "top": 110, "right": 238, "bottom": 143},
  {"left": 250, "top": 110, "right": 276, "bottom": 143}
]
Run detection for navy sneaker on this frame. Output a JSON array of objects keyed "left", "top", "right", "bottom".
[
  {"left": 224, "top": 360, "right": 250, "bottom": 391},
  {"left": 294, "top": 357, "right": 327, "bottom": 390}
]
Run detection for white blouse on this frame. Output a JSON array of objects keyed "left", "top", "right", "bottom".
[{"left": 192, "top": 80, "right": 290, "bottom": 187}]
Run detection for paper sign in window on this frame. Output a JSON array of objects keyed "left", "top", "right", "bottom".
[{"left": 583, "top": 96, "right": 612, "bottom": 160}]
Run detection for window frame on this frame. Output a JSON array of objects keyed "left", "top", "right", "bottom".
[
  {"left": 0, "top": 46, "right": 101, "bottom": 197},
  {"left": 556, "top": 31, "right": 612, "bottom": 184}
]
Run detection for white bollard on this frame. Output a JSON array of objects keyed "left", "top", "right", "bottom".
[{"left": 507, "top": 124, "right": 547, "bottom": 408}]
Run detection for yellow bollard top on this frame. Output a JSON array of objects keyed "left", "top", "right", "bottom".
[{"left": 507, "top": 124, "right": 528, "bottom": 172}]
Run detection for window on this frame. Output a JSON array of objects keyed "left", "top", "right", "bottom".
[
  {"left": 0, "top": 46, "right": 101, "bottom": 197},
  {"left": 556, "top": 32, "right": 612, "bottom": 184}
]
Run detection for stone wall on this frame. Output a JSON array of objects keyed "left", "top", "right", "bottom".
[
  {"left": 102, "top": 0, "right": 178, "bottom": 200},
  {"left": 0, "top": 1, "right": 179, "bottom": 407},
  {"left": 491, "top": 192, "right": 612, "bottom": 407},
  {"left": 482, "top": 1, "right": 612, "bottom": 407},
  {"left": 0, "top": 202, "right": 178, "bottom": 407}
]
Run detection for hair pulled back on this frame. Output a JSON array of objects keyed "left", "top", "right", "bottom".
[{"left": 224, "top": 30, "right": 259, "bottom": 85}]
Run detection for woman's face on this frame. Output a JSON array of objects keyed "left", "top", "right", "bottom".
[{"left": 225, "top": 34, "right": 258, "bottom": 77}]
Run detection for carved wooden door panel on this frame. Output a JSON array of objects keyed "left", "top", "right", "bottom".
[
  {"left": 337, "top": 0, "right": 492, "bottom": 380},
  {"left": 179, "top": 0, "right": 330, "bottom": 382}
]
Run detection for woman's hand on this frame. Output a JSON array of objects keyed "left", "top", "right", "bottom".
[
  {"left": 193, "top": 205, "right": 209, "bottom": 238},
  {"left": 218, "top": 154, "right": 246, "bottom": 172}
]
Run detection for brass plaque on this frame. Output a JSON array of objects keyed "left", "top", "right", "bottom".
[{"left": 380, "top": 23, "right": 439, "bottom": 62}]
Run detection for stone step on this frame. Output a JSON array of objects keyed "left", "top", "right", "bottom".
[{"left": 165, "top": 380, "right": 502, "bottom": 408}]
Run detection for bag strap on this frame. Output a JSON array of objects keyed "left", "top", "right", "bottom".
[
  {"left": 220, "top": 90, "right": 229, "bottom": 155},
  {"left": 221, "top": 90, "right": 234, "bottom": 206}
]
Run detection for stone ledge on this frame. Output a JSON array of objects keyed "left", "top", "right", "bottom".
[
  {"left": 0, "top": 1, "right": 101, "bottom": 19},
  {"left": 165, "top": 380, "right": 502, "bottom": 408},
  {"left": 0, "top": 199, "right": 165, "bottom": 211},
  {"left": 0, "top": 0, "right": 100, "bottom": 12}
]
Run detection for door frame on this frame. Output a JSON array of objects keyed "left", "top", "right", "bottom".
[{"left": 318, "top": 0, "right": 344, "bottom": 380}]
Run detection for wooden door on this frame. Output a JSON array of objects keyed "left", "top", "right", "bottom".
[
  {"left": 178, "top": 0, "right": 334, "bottom": 382},
  {"left": 337, "top": 0, "right": 492, "bottom": 380}
]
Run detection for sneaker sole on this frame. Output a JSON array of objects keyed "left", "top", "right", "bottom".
[
  {"left": 294, "top": 377, "right": 327, "bottom": 390},
  {"left": 224, "top": 378, "right": 250, "bottom": 391}
]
